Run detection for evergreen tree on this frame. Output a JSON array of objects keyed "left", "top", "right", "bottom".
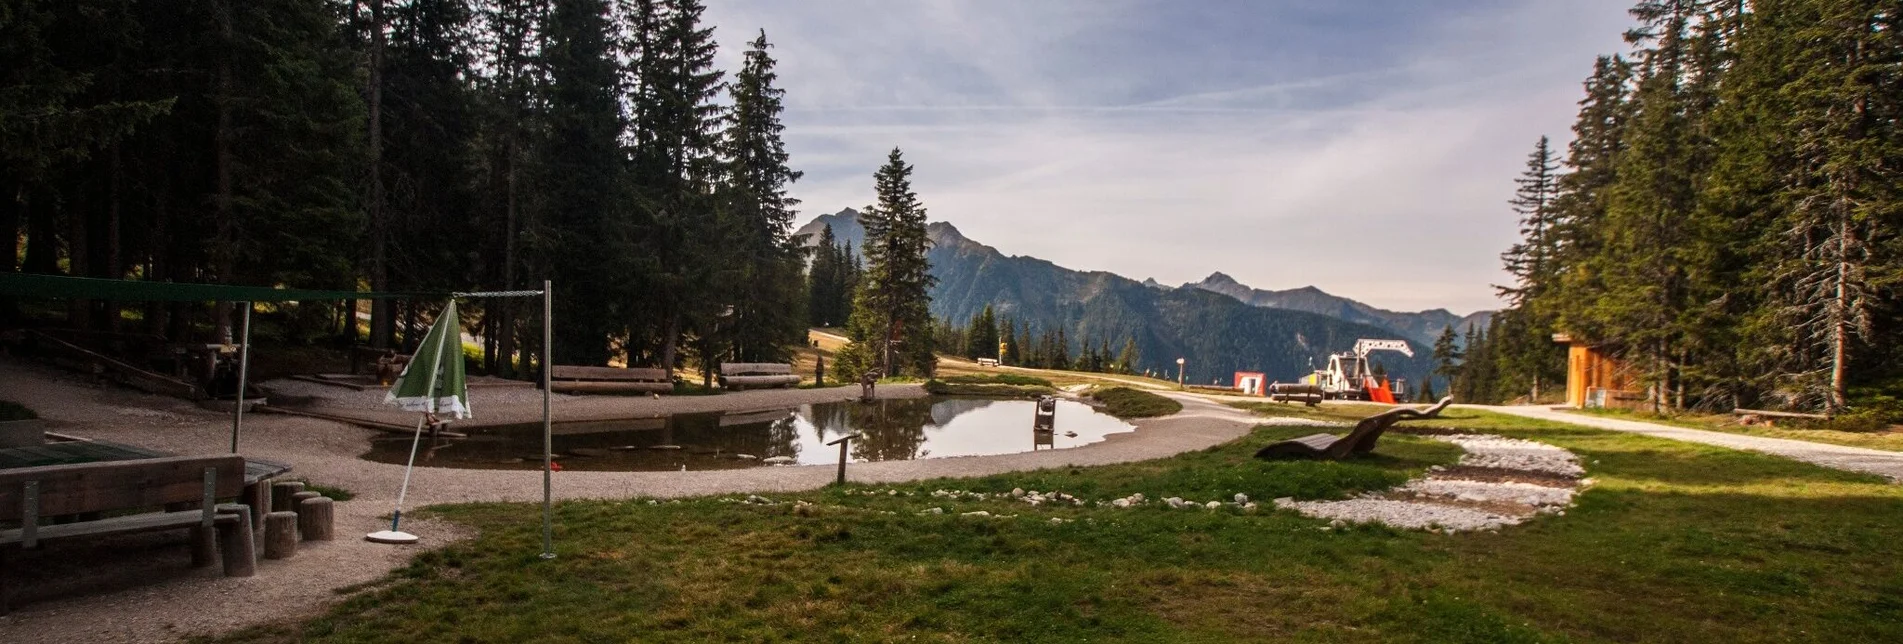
[
  {"left": 718, "top": 28, "right": 805, "bottom": 363},
  {"left": 537, "top": 0, "right": 628, "bottom": 364},
  {"left": 807, "top": 224, "right": 841, "bottom": 326},
  {"left": 1499, "top": 136, "right": 1561, "bottom": 308},
  {"left": 1117, "top": 336, "right": 1141, "bottom": 374},
  {"left": 998, "top": 316, "right": 1018, "bottom": 365},
  {"left": 838, "top": 148, "right": 936, "bottom": 378},
  {"left": 1432, "top": 325, "right": 1463, "bottom": 391}
]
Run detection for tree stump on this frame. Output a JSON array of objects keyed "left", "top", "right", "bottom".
[
  {"left": 270, "top": 482, "right": 307, "bottom": 512},
  {"left": 264, "top": 511, "right": 299, "bottom": 559},
  {"left": 242, "top": 483, "right": 270, "bottom": 533},
  {"left": 214, "top": 504, "right": 256, "bottom": 577},
  {"left": 291, "top": 490, "right": 322, "bottom": 510},
  {"left": 298, "top": 496, "right": 335, "bottom": 541}
]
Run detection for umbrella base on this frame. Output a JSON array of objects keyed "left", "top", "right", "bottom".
[{"left": 365, "top": 530, "right": 420, "bottom": 544}]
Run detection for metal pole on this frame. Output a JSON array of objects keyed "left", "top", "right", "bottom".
[
  {"left": 230, "top": 302, "right": 252, "bottom": 454},
  {"left": 390, "top": 302, "right": 448, "bottom": 533},
  {"left": 541, "top": 280, "right": 555, "bottom": 560}
]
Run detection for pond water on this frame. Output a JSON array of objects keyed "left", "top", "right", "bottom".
[{"left": 361, "top": 397, "right": 1135, "bottom": 472}]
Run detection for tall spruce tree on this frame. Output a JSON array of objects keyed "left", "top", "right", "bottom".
[
  {"left": 537, "top": 0, "right": 627, "bottom": 364},
  {"left": 718, "top": 28, "right": 804, "bottom": 363},
  {"left": 837, "top": 148, "right": 936, "bottom": 378}
]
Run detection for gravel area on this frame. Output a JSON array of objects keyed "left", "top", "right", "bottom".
[
  {"left": 0, "top": 357, "right": 1259, "bottom": 642},
  {"left": 1273, "top": 433, "right": 1589, "bottom": 533},
  {"left": 1486, "top": 405, "right": 1903, "bottom": 482}
]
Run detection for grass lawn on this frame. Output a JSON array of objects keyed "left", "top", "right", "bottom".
[
  {"left": 217, "top": 409, "right": 1903, "bottom": 643},
  {"left": 1572, "top": 407, "right": 1903, "bottom": 453}
]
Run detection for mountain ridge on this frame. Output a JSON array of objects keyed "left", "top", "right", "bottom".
[{"left": 794, "top": 209, "right": 1456, "bottom": 383}]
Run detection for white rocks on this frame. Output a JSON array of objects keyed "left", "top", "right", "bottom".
[
  {"left": 1400, "top": 479, "right": 1576, "bottom": 507},
  {"left": 1011, "top": 488, "right": 1026, "bottom": 498},
  {"left": 761, "top": 456, "right": 795, "bottom": 465},
  {"left": 1431, "top": 435, "right": 1585, "bottom": 477},
  {"left": 1205, "top": 501, "right": 1222, "bottom": 510},
  {"left": 743, "top": 494, "right": 774, "bottom": 505},
  {"left": 1234, "top": 493, "right": 1249, "bottom": 505},
  {"left": 1272, "top": 433, "right": 1590, "bottom": 533},
  {"left": 1276, "top": 497, "right": 1529, "bottom": 532},
  {"left": 919, "top": 507, "right": 943, "bottom": 515},
  {"left": 960, "top": 511, "right": 992, "bottom": 518}
]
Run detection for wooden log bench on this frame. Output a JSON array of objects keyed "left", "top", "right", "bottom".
[
  {"left": 0, "top": 455, "right": 258, "bottom": 614},
  {"left": 1254, "top": 397, "right": 1454, "bottom": 461},
  {"left": 549, "top": 366, "right": 673, "bottom": 395},
  {"left": 975, "top": 358, "right": 1000, "bottom": 367},
  {"left": 718, "top": 363, "right": 801, "bottom": 390}
]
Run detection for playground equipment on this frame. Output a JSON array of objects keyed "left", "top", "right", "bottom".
[{"left": 1302, "top": 339, "right": 1414, "bottom": 402}]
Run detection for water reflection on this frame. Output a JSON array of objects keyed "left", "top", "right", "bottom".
[{"left": 362, "top": 397, "right": 1133, "bottom": 472}]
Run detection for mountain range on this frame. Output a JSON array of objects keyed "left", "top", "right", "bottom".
[{"left": 795, "top": 209, "right": 1487, "bottom": 385}]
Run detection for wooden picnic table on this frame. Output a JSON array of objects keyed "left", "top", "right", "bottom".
[{"left": 0, "top": 440, "right": 291, "bottom": 485}]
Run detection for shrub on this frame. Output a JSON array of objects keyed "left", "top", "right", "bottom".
[{"left": 1091, "top": 387, "right": 1182, "bottom": 419}]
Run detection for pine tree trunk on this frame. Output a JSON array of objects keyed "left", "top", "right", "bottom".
[
  {"left": 497, "top": 141, "right": 518, "bottom": 376},
  {"left": 105, "top": 142, "right": 123, "bottom": 332},
  {"left": 213, "top": 0, "right": 235, "bottom": 343},
  {"left": 659, "top": 313, "right": 681, "bottom": 372},
  {"left": 1829, "top": 214, "right": 1850, "bottom": 415},
  {"left": 67, "top": 172, "right": 91, "bottom": 329},
  {"left": 368, "top": 0, "right": 392, "bottom": 349}
]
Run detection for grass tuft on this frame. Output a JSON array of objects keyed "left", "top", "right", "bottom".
[{"left": 1091, "top": 386, "right": 1183, "bottom": 419}]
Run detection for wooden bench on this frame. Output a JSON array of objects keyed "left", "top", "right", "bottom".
[
  {"left": 1254, "top": 397, "right": 1453, "bottom": 460},
  {"left": 976, "top": 358, "right": 1000, "bottom": 367},
  {"left": 718, "top": 363, "right": 801, "bottom": 390},
  {"left": 1, "top": 455, "right": 259, "bottom": 613},
  {"left": 549, "top": 365, "right": 673, "bottom": 394}
]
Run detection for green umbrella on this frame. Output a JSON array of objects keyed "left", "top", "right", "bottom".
[
  {"left": 382, "top": 301, "right": 471, "bottom": 419},
  {"left": 370, "top": 301, "right": 468, "bottom": 544}
]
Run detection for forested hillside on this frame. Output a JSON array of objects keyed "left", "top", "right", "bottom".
[
  {"left": 1470, "top": 0, "right": 1902, "bottom": 416},
  {"left": 3, "top": 0, "right": 810, "bottom": 373}
]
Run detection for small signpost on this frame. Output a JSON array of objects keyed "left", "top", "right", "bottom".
[{"left": 826, "top": 433, "right": 864, "bottom": 485}]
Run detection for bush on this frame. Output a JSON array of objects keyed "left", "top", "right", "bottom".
[{"left": 1090, "top": 387, "right": 1182, "bottom": 419}]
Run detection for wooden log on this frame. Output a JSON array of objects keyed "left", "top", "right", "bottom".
[
  {"left": 291, "top": 490, "right": 322, "bottom": 508},
  {"left": 720, "top": 362, "right": 793, "bottom": 375},
  {"left": 1732, "top": 408, "right": 1831, "bottom": 421},
  {"left": 242, "top": 482, "right": 270, "bottom": 534},
  {"left": 215, "top": 504, "right": 256, "bottom": 577},
  {"left": 1, "top": 544, "right": 13, "bottom": 615},
  {"left": 550, "top": 365, "right": 670, "bottom": 381},
  {"left": 298, "top": 497, "right": 335, "bottom": 541},
  {"left": 270, "top": 482, "right": 306, "bottom": 512},
  {"left": 264, "top": 511, "right": 299, "bottom": 559}
]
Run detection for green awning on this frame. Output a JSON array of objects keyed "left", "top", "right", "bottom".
[{"left": 0, "top": 273, "right": 434, "bottom": 302}]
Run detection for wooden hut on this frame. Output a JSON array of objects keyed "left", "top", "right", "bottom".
[{"left": 1553, "top": 333, "right": 1640, "bottom": 409}]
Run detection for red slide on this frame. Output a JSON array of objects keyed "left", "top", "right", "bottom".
[{"left": 1365, "top": 378, "right": 1396, "bottom": 404}]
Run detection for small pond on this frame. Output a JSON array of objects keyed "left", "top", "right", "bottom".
[{"left": 361, "top": 397, "right": 1135, "bottom": 472}]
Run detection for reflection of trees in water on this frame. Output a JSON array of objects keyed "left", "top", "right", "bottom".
[
  {"left": 761, "top": 417, "right": 801, "bottom": 460},
  {"left": 804, "top": 402, "right": 853, "bottom": 444},
  {"left": 848, "top": 398, "right": 936, "bottom": 462}
]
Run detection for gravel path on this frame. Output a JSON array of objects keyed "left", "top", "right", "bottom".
[
  {"left": 1485, "top": 405, "right": 1903, "bottom": 482},
  {"left": 0, "top": 358, "right": 1261, "bottom": 642}
]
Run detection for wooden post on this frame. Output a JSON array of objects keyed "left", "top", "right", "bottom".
[
  {"left": 215, "top": 504, "right": 256, "bottom": 577},
  {"left": 264, "top": 511, "right": 298, "bottom": 559},
  {"left": 825, "top": 433, "right": 862, "bottom": 485},
  {"left": 298, "top": 496, "right": 335, "bottom": 541},
  {"left": 190, "top": 525, "right": 218, "bottom": 568},
  {"left": 1, "top": 544, "right": 13, "bottom": 615},
  {"left": 290, "top": 490, "right": 322, "bottom": 511},
  {"left": 270, "top": 481, "right": 306, "bottom": 512}
]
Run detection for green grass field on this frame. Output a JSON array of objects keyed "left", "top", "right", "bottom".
[{"left": 213, "top": 408, "right": 1903, "bottom": 643}]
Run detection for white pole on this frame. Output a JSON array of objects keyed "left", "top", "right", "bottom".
[
  {"left": 541, "top": 280, "right": 555, "bottom": 559},
  {"left": 389, "top": 302, "right": 448, "bottom": 534},
  {"left": 230, "top": 302, "right": 252, "bottom": 453}
]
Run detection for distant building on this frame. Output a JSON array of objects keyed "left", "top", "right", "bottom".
[
  {"left": 1233, "top": 371, "right": 1267, "bottom": 396},
  {"left": 1554, "top": 333, "right": 1637, "bottom": 409}
]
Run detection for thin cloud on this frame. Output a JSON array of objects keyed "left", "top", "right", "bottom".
[{"left": 704, "top": 0, "right": 1633, "bottom": 314}]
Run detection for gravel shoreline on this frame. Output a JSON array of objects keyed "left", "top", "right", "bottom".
[{"left": 0, "top": 358, "right": 1260, "bottom": 642}]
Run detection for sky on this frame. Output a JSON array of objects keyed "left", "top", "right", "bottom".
[{"left": 701, "top": 0, "right": 1636, "bottom": 315}]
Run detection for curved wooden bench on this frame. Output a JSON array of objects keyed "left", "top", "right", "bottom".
[{"left": 1254, "top": 397, "right": 1454, "bottom": 461}]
